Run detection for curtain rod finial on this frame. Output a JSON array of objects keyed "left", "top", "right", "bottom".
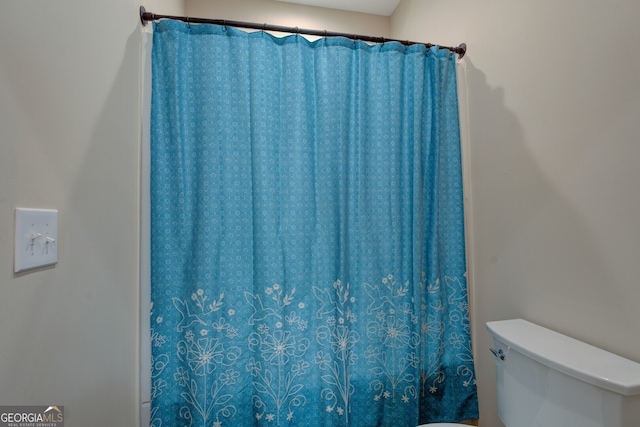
[
  {"left": 140, "top": 6, "right": 147, "bottom": 26},
  {"left": 457, "top": 43, "right": 467, "bottom": 58},
  {"left": 140, "top": 5, "right": 155, "bottom": 26}
]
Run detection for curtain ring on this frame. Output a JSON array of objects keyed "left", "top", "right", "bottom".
[
  {"left": 262, "top": 23, "right": 267, "bottom": 33},
  {"left": 186, "top": 16, "right": 190, "bottom": 29}
]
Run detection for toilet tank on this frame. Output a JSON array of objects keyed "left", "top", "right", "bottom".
[{"left": 486, "top": 319, "right": 640, "bottom": 427}]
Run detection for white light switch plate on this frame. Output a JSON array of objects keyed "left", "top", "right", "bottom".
[{"left": 14, "top": 208, "right": 58, "bottom": 273}]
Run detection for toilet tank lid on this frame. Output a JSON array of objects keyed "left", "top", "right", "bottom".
[{"left": 486, "top": 319, "right": 640, "bottom": 396}]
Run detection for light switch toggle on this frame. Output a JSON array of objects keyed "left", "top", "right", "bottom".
[
  {"left": 45, "top": 236, "right": 56, "bottom": 254},
  {"left": 15, "top": 208, "right": 59, "bottom": 273},
  {"left": 29, "top": 232, "right": 43, "bottom": 255}
]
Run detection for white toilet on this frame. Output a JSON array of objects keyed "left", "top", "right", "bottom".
[{"left": 419, "top": 318, "right": 640, "bottom": 427}]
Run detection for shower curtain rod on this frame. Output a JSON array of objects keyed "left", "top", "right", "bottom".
[{"left": 139, "top": 6, "right": 467, "bottom": 58}]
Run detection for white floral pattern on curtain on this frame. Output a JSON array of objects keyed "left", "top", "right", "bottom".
[{"left": 149, "top": 20, "right": 478, "bottom": 427}]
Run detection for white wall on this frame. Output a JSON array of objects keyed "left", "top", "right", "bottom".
[
  {"left": 392, "top": 1, "right": 640, "bottom": 426},
  {"left": 186, "top": 0, "right": 390, "bottom": 38},
  {"left": 6, "top": 0, "right": 635, "bottom": 425},
  {"left": 0, "top": 0, "right": 182, "bottom": 426}
]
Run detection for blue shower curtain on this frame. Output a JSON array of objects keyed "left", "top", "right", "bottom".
[{"left": 149, "top": 20, "right": 478, "bottom": 427}]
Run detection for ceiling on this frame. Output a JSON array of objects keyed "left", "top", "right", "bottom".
[{"left": 274, "top": 0, "right": 401, "bottom": 16}]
